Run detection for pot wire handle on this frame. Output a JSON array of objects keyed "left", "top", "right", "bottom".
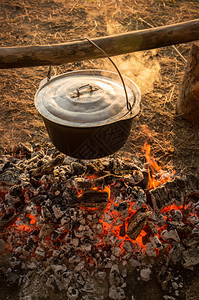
[
  {"left": 84, "top": 37, "right": 132, "bottom": 113},
  {"left": 46, "top": 37, "right": 133, "bottom": 112}
]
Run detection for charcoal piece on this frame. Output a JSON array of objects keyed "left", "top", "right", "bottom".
[
  {"left": 157, "top": 268, "right": 172, "bottom": 291},
  {"left": 31, "top": 195, "right": 47, "bottom": 205},
  {"left": 109, "top": 265, "right": 124, "bottom": 286},
  {"left": 182, "top": 246, "right": 199, "bottom": 268},
  {"left": 24, "top": 237, "right": 37, "bottom": 251},
  {"left": 30, "top": 177, "right": 40, "bottom": 188},
  {"left": 0, "top": 211, "right": 17, "bottom": 231},
  {"left": 41, "top": 206, "right": 53, "bottom": 222},
  {"left": 67, "top": 286, "right": 79, "bottom": 300},
  {"left": 130, "top": 186, "right": 147, "bottom": 209},
  {"left": 39, "top": 224, "right": 54, "bottom": 238},
  {"left": 75, "top": 173, "right": 123, "bottom": 188},
  {"left": 185, "top": 192, "right": 199, "bottom": 204},
  {"left": 9, "top": 185, "right": 22, "bottom": 197},
  {"left": 185, "top": 174, "right": 199, "bottom": 192},
  {"left": 71, "top": 162, "right": 86, "bottom": 176},
  {"left": 52, "top": 205, "right": 64, "bottom": 219},
  {"left": 73, "top": 177, "right": 93, "bottom": 190},
  {"left": 77, "top": 190, "right": 108, "bottom": 208},
  {"left": 182, "top": 229, "right": 199, "bottom": 247},
  {"left": 122, "top": 240, "right": 135, "bottom": 253},
  {"left": 145, "top": 242, "right": 157, "bottom": 257},
  {"left": 170, "top": 209, "right": 183, "bottom": 221},
  {"left": 108, "top": 286, "right": 125, "bottom": 300},
  {"left": 149, "top": 175, "right": 199, "bottom": 210},
  {"left": 123, "top": 169, "right": 144, "bottom": 185},
  {"left": 119, "top": 222, "right": 126, "bottom": 237},
  {"left": 165, "top": 178, "right": 185, "bottom": 204},
  {"left": 114, "top": 157, "right": 140, "bottom": 172},
  {"left": 146, "top": 221, "right": 158, "bottom": 235},
  {"left": 161, "top": 229, "right": 180, "bottom": 242},
  {"left": 149, "top": 177, "right": 185, "bottom": 210},
  {"left": 140, "top": 268, "right": 152, "bottom": 281},
  {"left": 100, "top": 174, "right": 122, "bottom": 186},
  {"left": 168, "top": 221, "right": 191, "bottom": 236},
  {"left": 127, "top": 210, "right": 152, "bottom": 240},
  {"left": 169, "top": 244, "right": 185, "bottom": 263},
  {"left": 31, "top": 154, "right": 65, "bottom": 177},
  {"left": 101, "top": 158, "right": 115, "bottom": 172},
  {"left": 115, "top": 202, "right": 128, "bottom": 212},
  {"left": 0, "top": 239, "right": 5, "bottom": 253},
  {"left": 93, "top": 177, "right": 105, "bottom": 188},
  {"left": 15, "top": 142, "right": 33, "bottom": 158},
  {"left": 0, "top": 167, "right": 22, "bottom": 185}
]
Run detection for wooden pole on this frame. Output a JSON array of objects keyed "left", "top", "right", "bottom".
[
  {"left": 0, "top": 19, "right": 199, "bottom": 69},
  {"left": 177, "top": 41, "right": 199, "bottom": 122}
]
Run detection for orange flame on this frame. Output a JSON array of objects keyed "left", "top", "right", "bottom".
[{"left": 142, "top": 142, "right": 175, "bottom": 189}]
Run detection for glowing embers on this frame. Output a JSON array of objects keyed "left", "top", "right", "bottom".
[
  {"left": 5, "top": 213, "right": 38, "bottom": 235},
  {"left": 142, "top": 142, "right": 175, "bottom": 189}
]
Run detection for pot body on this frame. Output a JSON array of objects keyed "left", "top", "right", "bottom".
[{"left": 43, "top": 116, "right": 133, "bottom": 159}]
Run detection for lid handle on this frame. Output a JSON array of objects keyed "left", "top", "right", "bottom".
[{"left": 70, "top": 84, "right": 99, "bottom": 98}]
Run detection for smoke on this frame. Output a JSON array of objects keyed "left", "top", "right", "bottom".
[
  {"left": 110, "top": 52, "right": 161, "bottom": 94},
  {"left": 100, "top": 21, "right": 161, "bottom": 94}
]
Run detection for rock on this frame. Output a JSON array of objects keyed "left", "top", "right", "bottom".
[{"left": 140, "top": 268, "right": 151, "bottom": 281}]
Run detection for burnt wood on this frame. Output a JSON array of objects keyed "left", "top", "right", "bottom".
[
  {"left": 0, "top": 19, "right": 199, "bottom": 69},
  {"left": 127, "top": 210, "right": 152, "bottom": 240},
  {"left": 74, "top": 190, "right": 108, "bottom": 208}
]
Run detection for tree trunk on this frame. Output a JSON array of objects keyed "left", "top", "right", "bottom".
[{"left": 177, "top": 41, "right": 199, "bottom": 122}]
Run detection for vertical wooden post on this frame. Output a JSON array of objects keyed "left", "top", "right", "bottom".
[{"left": 177, "top": 41, "right": 199, "bottom": 122}]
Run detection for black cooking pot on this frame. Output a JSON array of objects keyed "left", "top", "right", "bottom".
[{"left": 34, "top": 69, "right": 141, "bottom": 159}]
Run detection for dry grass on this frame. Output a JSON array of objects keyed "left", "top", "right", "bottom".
[{"left": 0, "top": 0, "right": 199, "bottom": 175}]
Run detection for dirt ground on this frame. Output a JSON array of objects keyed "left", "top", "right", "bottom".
[{"left": 0, "top": 1, "right": 199, "bottom": 299}]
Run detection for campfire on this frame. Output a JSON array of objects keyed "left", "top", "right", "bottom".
[{"left": 0, "top": 142, "right": 199, "bottom": 299}]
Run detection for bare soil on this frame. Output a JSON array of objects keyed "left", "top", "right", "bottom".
[{"left": 0, "top": 1, "right": 199, "bottom": 299}]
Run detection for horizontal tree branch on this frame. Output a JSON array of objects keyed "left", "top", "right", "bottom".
[{"left": 0, "top": 19, "right": 199, "bottom": 69}]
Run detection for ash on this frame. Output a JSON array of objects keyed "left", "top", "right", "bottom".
[{"left": 0, "top": 143, "right": 199, "bottom": 300}]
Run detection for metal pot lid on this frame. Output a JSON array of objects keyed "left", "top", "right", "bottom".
[{"left": 35, "top": 69, "right": 141, "bottom": 128}]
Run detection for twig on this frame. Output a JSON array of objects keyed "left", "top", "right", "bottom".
[
  {"left": 138, "top": 17, "right": 187, "bottom": 63},
  {"left": 69, "top": 0, "right": 79, "bottom": 12},
  {"left": 164, "top": 85, "right": 175, "bottom": 107}
]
